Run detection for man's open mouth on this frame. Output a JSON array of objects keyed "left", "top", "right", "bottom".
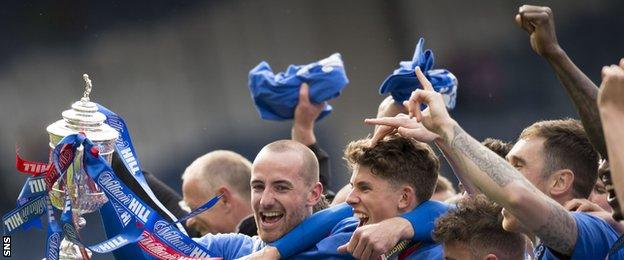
[
  {"left": 354, "top": 212, "right": 369, "bottom": 226},
  {"left": 260, "top": 211, "right": 284, "bottom": 226}
]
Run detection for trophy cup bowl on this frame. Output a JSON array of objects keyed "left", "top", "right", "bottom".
[{"left": 46, "top": 75, "right": 119, "bottom": 259}]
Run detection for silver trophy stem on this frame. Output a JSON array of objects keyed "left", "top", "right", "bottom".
[{"left": 46, "top": 75, "right": 118, "bottom": 260}]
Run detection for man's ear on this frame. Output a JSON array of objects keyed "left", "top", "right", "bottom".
[
  {"left": 484, "top": 253, "right": 498, "bottom": 260},
  {"left": 398, "top": 185, "right": 416, "bottom": 211},
  {"left": 307, "top": 182, "right": 323, "bottom": 206},
  {"left": 549, "top": 169, "right": 575, "bottom": 197},
  {"left": 216, "top": 186, "right": 232, "bottom": 212}
]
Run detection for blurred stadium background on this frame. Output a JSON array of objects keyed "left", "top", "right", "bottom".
[{"left": 1, "top": 0, "right": 622, "bottom": 258}]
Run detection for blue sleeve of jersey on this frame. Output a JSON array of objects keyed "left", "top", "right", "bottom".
[
  {"left": 567, "top": 212, "right": 621, "bottom": 260},
  {"left": 315, "top": 218, "right": 359, "bottom": 253},
  {"left": 273, "top": 203, "right": 353, "bottom": 257},
  {"left": 399, "top": 200, "right": 451, "bottom": 242},
  {"left": 193, "top": 233, "right": 257, "bottom": 259},
  {"left": 290, "top": 218, "right": 359, "bottom": 259}
]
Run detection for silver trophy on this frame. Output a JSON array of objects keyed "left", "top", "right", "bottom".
[{"left": 46, "top": 75, "right": 118, "bottom": 259}]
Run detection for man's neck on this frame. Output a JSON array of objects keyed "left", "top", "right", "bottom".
[
  {"left": 555, "top": 194, "right": 577, "bottom": 207},
  {"left": 225, "top": 197, "right": 252, "bottom": 232}
]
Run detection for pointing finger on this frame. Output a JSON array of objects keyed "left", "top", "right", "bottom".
[
  {"left": 415, "top": 67, "right": 434, "bottom": 91},
  {"left": 365, "top": 117, "right": 404, "bottom": 128}
]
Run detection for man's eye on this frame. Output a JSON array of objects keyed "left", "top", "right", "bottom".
[
  {"left": 252, "top": 185, "right": 264, "bottom": 191},
  {"left": 595, "top": 187, "right": 607, "bottom": 194},
  {"left": 275, "top": 186, "right": 289, "bottom": 192}
]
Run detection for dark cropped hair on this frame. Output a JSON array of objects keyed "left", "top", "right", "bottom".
[
  {"left": 344, "top": 134, "right": 439, "bottom": 203},
  {"left": 482, "top": 138, "right": 513, "bottom": 158},
  {"left": 519, "top": 119, "right": 599, "bottom": 198},
  {"left": 433, "top": 195, "right": 525, "bottom": 259}
]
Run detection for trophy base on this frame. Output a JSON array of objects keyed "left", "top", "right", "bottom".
[{"left": 58, "top": 239, "right": 92, "bottom": 260}]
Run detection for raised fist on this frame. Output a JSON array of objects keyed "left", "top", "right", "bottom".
[{"left": 515, "top": 5, "right": 561, "bottom": 57}]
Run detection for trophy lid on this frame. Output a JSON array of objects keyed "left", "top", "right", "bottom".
[{"left": 46, "top": 74, "right": 118, "bottom": 142}]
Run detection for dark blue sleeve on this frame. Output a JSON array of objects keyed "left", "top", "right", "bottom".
[
  {"left": 289, "top": 218, "right": 358, "bottom": 259},
  {"left": 272, "top": 203, "right": 353, "bottom": 257},
  {"left": 399, "top": 200, "right": 451, "bottom": 242},
  {"left": 567, "top": 212, "right": 620, "bottom": 260},
  {"left": 314, "top": 218, "right": 359, "bottom": 253}
]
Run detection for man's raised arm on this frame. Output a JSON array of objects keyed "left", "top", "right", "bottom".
[
  {"left": 516, "top": 5, "right": 606, "bottom": 158},
  {"left": 367, "top": 67, "right": 578, "bottom": 255},
  {"left": 291, "top": 83, "right": 332, "bottom": 192}
]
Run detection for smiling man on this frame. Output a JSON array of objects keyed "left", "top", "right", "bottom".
[
  {"left": 250, "top": 140, "right": 323, "bottom": 242},
  {"left": 192, "top": 139, "right": 323, "bottom": 259},
  {"left": 342, "top": 134, "right": 443, "bottom": 259},
  {"left": 240, "top": 135, "right": 454, "bottom": 260}
]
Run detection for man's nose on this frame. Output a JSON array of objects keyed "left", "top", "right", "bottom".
[
  {"left": 346, "top": 189, "right": 359, "bottom": 206},
  {"left": 259, "top": 188, "right": 276, "bottom": 208}
]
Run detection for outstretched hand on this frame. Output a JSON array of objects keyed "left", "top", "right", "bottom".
[
  {"left": 403, "top": 67, "right": 454, "bottom": 137},
  {"left": 366, "top": 67, "right": 452, "bottom": 143},
  {"left": 368, "top": 96, "right": 404, "bottom": 146},
  {"left": 365, "top": 114, "right": 439, "bottom": 144},
  {"left": 515, "top": 5, "right": 561, "bottom": 57}
]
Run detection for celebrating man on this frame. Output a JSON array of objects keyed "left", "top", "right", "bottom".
[
  {"left": 367, "top": 67, "right": 623, "bottom": 259},
  {"left": 338, "top": 134, "right": 444, "bottom": 259},
  {"left": 193, "top": 139, "right": 324, "bottom": 258}
]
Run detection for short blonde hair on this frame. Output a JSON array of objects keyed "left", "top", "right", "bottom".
[
  {"left": 182, "top": 150, "right": 252, "bottom": 199},
  {"left": 259, "top": 140, "right": 319, "bottom": 187}
]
